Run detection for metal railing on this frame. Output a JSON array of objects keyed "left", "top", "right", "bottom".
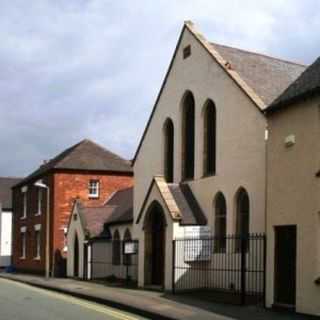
[
  {"left": 172, "top": 233, "right": 266, "bottom": 305},
  {"left": 89, "top": 239, "right": 138, "bottom": 284}
]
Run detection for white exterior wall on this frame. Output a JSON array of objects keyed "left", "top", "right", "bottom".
[
  {"left": 90, "top": 224, "right": 136, "bottom": 280},
  {"left": 266, "top": 98, "right": 320, "bottom": 316},
  {"left": 66, "top": 209, "right": 86, "bottom": 278},
  {"left": 0, "top": 206, "right": 12, "bottom": 267},
  {"left": 133, "top": 27, "right": 267, "bottom": 290},
  {"left": 136, "top": 186, "right": 174, "bottom": 290},
  {"left": 67, "top": 213, "right": 137, "bottom": 281}
]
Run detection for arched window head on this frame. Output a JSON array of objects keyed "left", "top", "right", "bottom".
[
  {"left": 112, "top": 230, "right": 121, "bottom": 265},
  {"left": 214, "top": 192, "right": 226, "bottom": 252},
  {"left": 235, "top": 188, "right": 250, "bottom": 251},
  {"left": 181, "top": 91, "right": 195, "bottom": 180},
  {"left": 163, "top": 119, "right": 174, "bottom": 183},
  {"left": 203, "top": 100, "right": 216, "bottom": 176}
]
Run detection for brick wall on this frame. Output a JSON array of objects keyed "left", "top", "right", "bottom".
[
  {"left": 12, "top": 170, "right": 133, "bottom": 275},
  {"left": 12, "top": 175, "right": 53, "bottom": 274},
  {"left": 52, "top": 171, "right": 133, "bottom": 260}
]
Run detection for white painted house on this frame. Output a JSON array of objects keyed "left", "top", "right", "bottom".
[
  {"left": 67, "top": 187, "right": 137, "bottom": 281},
  {"left": 0, "top": 177, "right": 22, "bottom": 267}
]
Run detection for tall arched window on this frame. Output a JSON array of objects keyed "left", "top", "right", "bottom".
[
  {"left": 214, "top": 192, "right": 226, "bottom": 252},
  {"left": 112, "top": 230, "right": 121, "bottom": 265},
  {"left": 235, "top": 188, "right": 250, "bottom": 251},
  {"left": 123, "top": 229, "right": 132, "bottom": 266},
  {"left": 163, "top": 118, "right": 174, "bottom": 183},
  {"left": 181, "top": 91, "right": 195, "bottom": 180},
  {"left": 203, "top": 100, "right": 216, "bottom": 176}
]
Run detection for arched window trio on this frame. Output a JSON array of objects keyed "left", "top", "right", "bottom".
[
  {"left": 112, "top": 228, "right": 132, "bottom": 266},
  {"left": 163, "top": 91, "right": 216, "bottom": 183},
  {"left": 162, "top": 91, "right": 250, "bottom": 247},
  {"left": 213, "top": 188, "right": 250, "bottom": 252}
]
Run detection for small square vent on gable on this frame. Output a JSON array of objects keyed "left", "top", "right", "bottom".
[{"left": 183, "top": 45, "right": 191, "bottom": 59}]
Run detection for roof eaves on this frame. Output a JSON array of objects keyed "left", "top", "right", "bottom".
[
  {"left": 132, "top": 21, "right": 266, "bottom": 165},
  {"left": 132, "top": 23, "right": 187, "bottom": 165},
  {"left": 184, "top": 21, "right": 266, "bottom": 111},
  {"left": 266, "top": 87, "right": 320, "bottom": 114}
]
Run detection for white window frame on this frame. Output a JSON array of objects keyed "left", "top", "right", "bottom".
[
  {"left": 34, "top": 224, "right": 41, "bottom": 260},
  {"left": 63, "top": 227, "right": 68, "bottom": 252},
  {"left": 20, "top": 226, "right": 27, "bottom": 259},
  {"left": 21, "top": 186, "right": 28, "bottom": 219},
  {"left": 35, "top": 188, "right": 42, "bottom": 216},
  {"left": 88, "top": 180, "right": 100, "bottom": 198}
]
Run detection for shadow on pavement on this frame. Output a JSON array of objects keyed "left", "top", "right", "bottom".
[{"left": 162, "top": 292, "right": 318, "bottom": 320}]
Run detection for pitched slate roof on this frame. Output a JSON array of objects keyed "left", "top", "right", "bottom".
[
  {"left": 77, "top": 204, "right": 115, "bottom": 238},
  {"left": 72, "top": 187, "right": 134, "bottom": 239},
  {"left": 267, "top": 56, "right": 320, "bottom": 112},
  {"left": 0, "top": 177, "right": 23, "bottom": 209},
  {"left": 211, "top": 43, "right": 306, "bottom": 106},
  {"left": 15, "top": 139, "right": 132, "bottom": 188},
  {"left": 104, "top": 187, "right": 133, "bottom": 226},
  {"left": 136, "top": 176, "right": 206, "bottom": 226},
  {"left": 168, "top": 183, "right": 207, "bottom": 225},
  {"left": 132, "top": 21, "right": 306, "bottom": 164}
]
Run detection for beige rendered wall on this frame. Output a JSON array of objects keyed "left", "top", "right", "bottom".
[
  {"left": 133, "top": 27, "right": 267, "bottom": 240},
  {"left": 266, "top": 98, "right": 320, "bottom": 316},
  {"left": 135, "top": 185, "right": 174, "bottom": 290}
]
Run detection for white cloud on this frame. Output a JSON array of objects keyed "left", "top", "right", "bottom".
[{"left": 0, "top": 0, "right": 319, "bottom": 176}]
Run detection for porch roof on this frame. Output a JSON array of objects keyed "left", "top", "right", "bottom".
[{"left": 136, "top": 176, "right": 207, "bottom": 226}]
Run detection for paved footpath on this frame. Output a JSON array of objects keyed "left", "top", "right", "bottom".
[
  {"left": 0, "top": 277, "right": 148, "bottom": 320},
  {"left": 0, "top": 273, "right": 316, "bottom": 320}
]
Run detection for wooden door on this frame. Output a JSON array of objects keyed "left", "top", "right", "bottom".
[
  {"left": 274, "top": 225, "right": 297, "bottom": 307},
  {"left": 74, "top": 235, "right": 79, "bottom": 278},
  {"left": 151, "top": 212, "right": 165, "bottom": 286}
]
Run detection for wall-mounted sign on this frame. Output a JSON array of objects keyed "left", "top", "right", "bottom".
[
  {"left": 183, "top": 226, "right": 211, "bottom": 262},
  {"left": 124, "top": 241, "right": 138, "bottom": 255}
]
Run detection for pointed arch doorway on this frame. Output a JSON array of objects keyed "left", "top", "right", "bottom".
[{"left": 144, "top": 201, "right": 167, "bottom": 287}]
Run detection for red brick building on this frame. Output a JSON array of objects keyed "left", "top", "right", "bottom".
[{"left": 12, "top": 139, "right": 133, "bottom": 275}]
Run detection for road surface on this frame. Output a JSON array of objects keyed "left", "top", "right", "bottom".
[{"left": 0, "top": 278, "right": 148, "bottom": 320}]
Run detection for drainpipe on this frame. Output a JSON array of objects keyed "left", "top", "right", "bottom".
[{"left": 34, "top": 180, "right": 50, "bottom": 279}]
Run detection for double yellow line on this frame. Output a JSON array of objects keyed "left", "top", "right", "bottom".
[{"left": 0, "top": 278, "right": 140, "bottom": 320}]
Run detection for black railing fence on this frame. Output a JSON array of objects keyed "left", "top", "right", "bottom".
[
  {"left": 172, "top": 233, "right": 266, "bottom": 305},
  {"left": 88, "top": 239, "right": 138, "bottom": 283}
]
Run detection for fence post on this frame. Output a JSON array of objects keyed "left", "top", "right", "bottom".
[
  {"left": 240, "top": 235, "right": 247, "bottom": 305},
  {"left": 263, "top": 234, "right": 267, "bottom": 307},
  {"left": 172, "top": 240, "right": 176, "bottom": 294}
]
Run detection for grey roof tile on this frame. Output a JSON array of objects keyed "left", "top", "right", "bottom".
[
  {"left": 267, "top": 56, "right": 320, "bottom": 111},
  {"left": 15, "top": 139, "right": 132, "bottom": 187},
  {"left": 212, "top": 43, "right": 306, "bottom": 107},
  {"left": 168, "top": 183, "right": 207, "bottom": 225}
]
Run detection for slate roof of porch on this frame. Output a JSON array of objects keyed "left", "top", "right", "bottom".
[
  {"left": 136, "top": 176, "right": 207, "bottom": 226},
  {"left": 74, "top": 187, "right": 134, "bottom": 239}
]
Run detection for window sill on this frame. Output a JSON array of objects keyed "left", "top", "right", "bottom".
[
  {"left": 19, "top": 256, "right": 26, "bottom": 260},
  {"left": 20, "top": 216, "right": 27, "bottom": 220},
  {"left": 202, "top": 173, "right": 216, "bottom": 179},
  {"left": 34, "top": 257, "right": 40, "bottom": 261},
  {"left": 180, "top": 178, "right": 194, "bottom": 183},
  {"left": 34, "top": 213, "right": 41, "bottom": 217},
  {"left": 88, "top": 195, "right": 99, "bottom": 199}
]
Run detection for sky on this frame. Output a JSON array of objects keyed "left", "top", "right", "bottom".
[{"left": 0, "top": 0, "right": 320, "bottom": 177}]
